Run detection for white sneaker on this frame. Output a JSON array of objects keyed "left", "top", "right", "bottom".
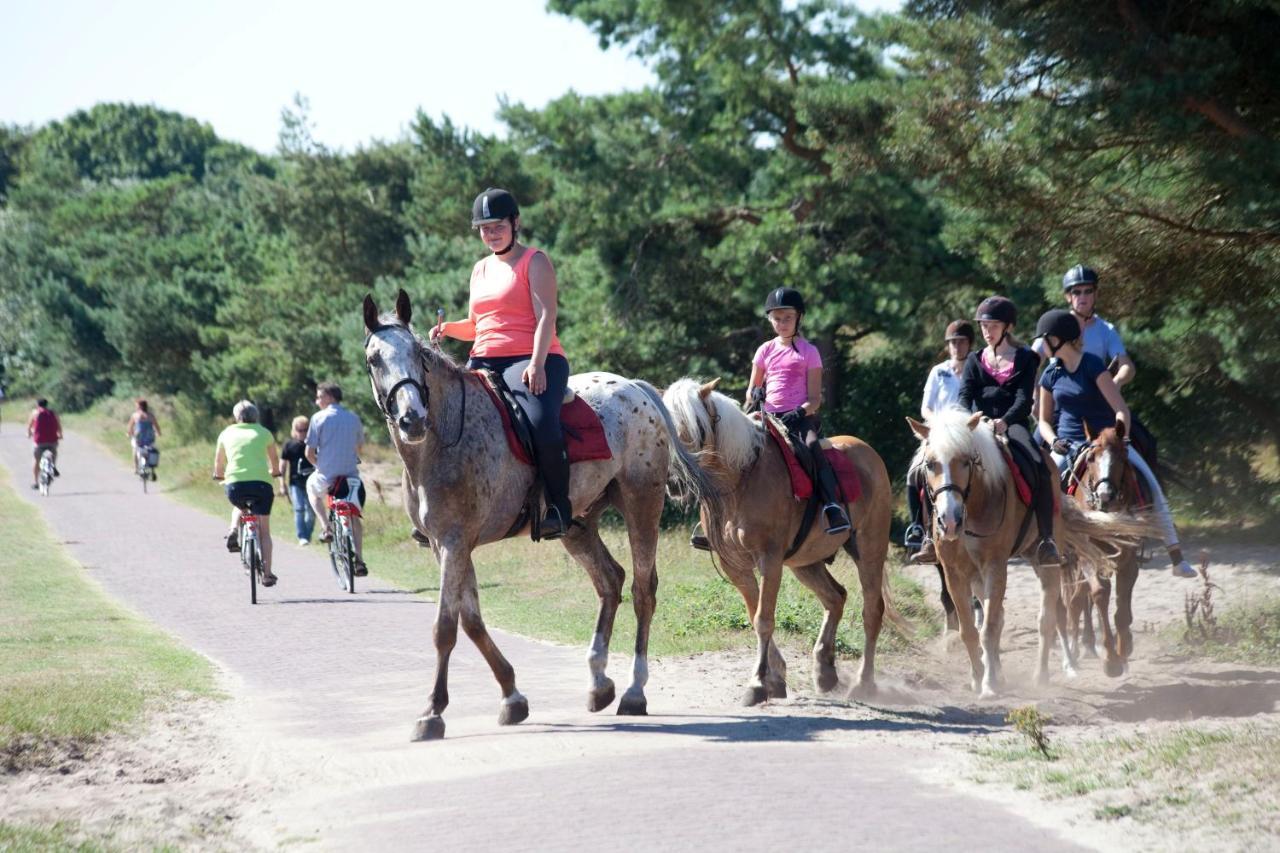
[
  {"left": 298, "top": 538, "right": 310, "bottom": 547},
  {"left": 1172, "top": 560, "right": 1198, "bottom": 578}
]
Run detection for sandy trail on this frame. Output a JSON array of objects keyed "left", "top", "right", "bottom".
[{"left": 2, "top": 428, "right": 1277, "bottom": 850}]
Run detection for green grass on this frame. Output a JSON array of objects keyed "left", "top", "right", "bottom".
[
  {"left": 65, "top": 397, "right": 939, "bottom": 660},
  {"left": 0, "top": 463, "right": 218, "bottom": 759},
  {"left": 0, "top": 822, "right": 113, "bottom": 852},
  {"left": 975, "top": 724, "right": 1280, "bottom": 835}
]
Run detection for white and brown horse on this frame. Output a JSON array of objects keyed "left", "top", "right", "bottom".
[
  {"left": 663, "top": 378, "right": 902, "bottom": 703},
  {"left": 364, "top": 290, "right": 717, "bottom": 740},
  {"left": 907, "top": 410, "right": 1152, "bottom": 696}
]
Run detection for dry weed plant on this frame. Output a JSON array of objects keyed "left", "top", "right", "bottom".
[
  {"left": 1007, "top": 706, "right": 1054, "bottom": 760},
  {"left": 1183, "top": 551, "right": 1223, "bottom": 643}
]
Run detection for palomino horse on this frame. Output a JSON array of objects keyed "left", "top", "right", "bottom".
[
  {"left": 1061, "top": 423, "right": 1142, "bottom": 677},
  {"left": 663, "top": 378, "right": 901, "bottom": 703},
  {"left": 907, "top": 410, "right": 1152, "bottom": 696},
  {"left": 364, "top": 291, "right": 716, "bottom": 740}
]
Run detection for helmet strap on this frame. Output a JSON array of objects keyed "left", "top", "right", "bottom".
[{"left": 495, "top": 217, "right": 518, "bottom": 255}]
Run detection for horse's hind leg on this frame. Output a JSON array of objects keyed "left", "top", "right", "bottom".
[
  {"left": 1035, "top": 563, "right": 1071, "bottom": 686},
  {"left": 562, "top": 512, "right": 624, "bottom": 712},
  {"left": 1114, "top": 552, "right": 1139, "bottom": 672},
  {"left": 790, "top": 562, "right": 847, "bottom": 693},
  {"left": 615, "top": 482, "right": 666, "bottom": 716},
  {"left": 937, "top": 563, "right": 958, "bottom": 633}
]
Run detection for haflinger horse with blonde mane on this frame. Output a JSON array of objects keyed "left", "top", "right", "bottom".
[
  {"left": 1061, "top": 423, "right": 1144, "bottom": 677},
  {"left": 364, "top": 290, "right": 717, "bottom": 741},
  {"left": 907, "top": 410, "right": 1153, "bottom": 697},
  {"left": 663, "top": 378, "right": 902, "bottom": 703}
]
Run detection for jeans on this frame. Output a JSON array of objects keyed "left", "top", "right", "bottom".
[
  {"left": 290, "top": 482, "right": 316, "bottom": 542},
  {"left": 1051, "top": 445, "right": 1180, "bottom": 550}
]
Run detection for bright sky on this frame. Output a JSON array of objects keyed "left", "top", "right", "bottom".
[{"left": 3, "top": 0, "right": 903, "bottom": 154}]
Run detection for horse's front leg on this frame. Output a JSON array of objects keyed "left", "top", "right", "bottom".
[
  {"left": 1091, "top": 573, "right": 1123, "bottom": 677},
  {"left": 745, "top": 555, "right": 786, "bottom": 706},
  {"left": 412, "top": 543, "right": 466, "bottom": 741},
  {"left": 942, "top": 556, "right": 984, "bottom": 694},
  {"left": 979, "top": 564, "right": 1007, "bottom": 698},
  {"left": 1114, "top": 553, "right": 1139, "bottom": 672},
  {"left": 1035, "top": 563, "right": 1071, "bottom": 685}
]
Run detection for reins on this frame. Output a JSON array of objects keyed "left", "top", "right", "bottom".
[{"left": 366, "top": 324, "right": 466, "bottom": 450}]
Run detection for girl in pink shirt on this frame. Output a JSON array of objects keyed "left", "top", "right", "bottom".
[
  {"left": 431, "top": 188, "right": 572, "bottom": 540},
  {"left": 745, "top": 288, "right": 850, "bottom": 534}
]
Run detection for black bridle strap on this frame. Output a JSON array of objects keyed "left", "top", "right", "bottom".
[{"left": 367, "top": 325, "right": 466, "bottom": 450}]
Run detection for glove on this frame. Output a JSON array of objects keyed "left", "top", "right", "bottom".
[
  {"left": 1051, "top": 438, "right": 1071, "bottom": 455},
  {"left": 779, "top": 407, "right": 807, "bottom": 431}
]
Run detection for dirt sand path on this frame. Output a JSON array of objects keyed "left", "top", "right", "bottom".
[{"left": 3, "top": 428, "right": 1277, "bottom": 850}]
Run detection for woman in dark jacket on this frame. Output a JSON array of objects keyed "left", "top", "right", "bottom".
[{"left": 955, "top": 295, "right": 1061, "bottom": 567}]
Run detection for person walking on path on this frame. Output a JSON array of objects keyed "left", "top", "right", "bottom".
[
  {"left": 27, "top": 397, "right": 62, "bottom": 489},
  {"left": 278, "top": 416, "right": 317, "bottom": 545},
  {"left": 305, "top": 382, "right": 368, "bottom": 575}
]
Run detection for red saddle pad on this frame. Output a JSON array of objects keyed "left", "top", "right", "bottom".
[
  {"left": 761, "top": 417, "right": 862, "bottom": 504},
  {"left": 476, "top": 375, "right": 612, "bottom": 466}
]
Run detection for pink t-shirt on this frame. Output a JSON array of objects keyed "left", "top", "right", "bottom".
[
  {"left": 469, "top": 248, "right": 565, "bottom": 359},
  {"left": 753, "top": 337, "right": 822, "bottom": 413},
  {"left": 981, "top": 349, "right": 1016, "bottom": 384}
]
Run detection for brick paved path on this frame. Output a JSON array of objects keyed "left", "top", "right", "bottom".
[{"left": 2, "top": 428, "right": 1090, "bottom": 851}]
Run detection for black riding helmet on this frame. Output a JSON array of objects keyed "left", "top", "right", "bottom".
[
  {"left": 1036, "top": 309, "right": 1081, "bottom": 357},
  {"left": 944, "top": 319, "right": 975, "bottom": 344},
  {"left": 1062, "top": 264, "right": 1098, "bottom": 291},
  {"left": 472, "top": 187, "right": 519, "bottom": 226},
  {"left": 764, "top": 286, "right": 805, "bottom": 316},
  {"left": 974, "top": 295, "right": 1017, "bottom": 326}
]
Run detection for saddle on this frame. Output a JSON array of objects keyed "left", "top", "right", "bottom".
[
  {"left": 757, "top": 414, "right": 862, "bottom": 560},
  {"left": 475, "top": 370, "right": 612, "bottom": 542}
]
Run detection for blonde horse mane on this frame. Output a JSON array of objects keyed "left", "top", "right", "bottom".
[
  {"left": 663, "top": 378, "right": 765, "bottom": 472},
  {"left": 923, "top": 409, "right": 1006, "bottom": 493}
]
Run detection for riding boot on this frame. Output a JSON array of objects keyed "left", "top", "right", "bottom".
[
  {"left": 1033, "top": 476, "right": 1061, "bottom": 567},
  {"left": 540, "top": 443, "right": 573, "bottom": 541},
  {"left": 815, "top": 464, "right": 851, "bottom": 534},
  {"left": 690, "top": 520, "right": 712, "bottom": 552}
]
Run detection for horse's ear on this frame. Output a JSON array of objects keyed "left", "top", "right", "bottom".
[
  {"left": 1115, "top": 420, "right": 1126, "bottom": 441},
  {"left": 698, "top": 378, "right": 721, "bottom": 400},
  {"left": 395, "top": 289, "right": 412, "bottom": 325},
  {"left": 907, "top": 416, "right": 930, "bottom": 441},
  {"left": 363, "top": 295, "right": 379, "bottom": 333},
  {"left": 966, "top": 412, "right": 984, "bottom": 431},
  {"left": 1083, "top": 421, "right": 1094, "bottom": 442}
]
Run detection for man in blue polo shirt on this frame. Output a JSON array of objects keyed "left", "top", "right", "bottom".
[{"left": 305, "top": 382, "right": 368, "bottom": 576}]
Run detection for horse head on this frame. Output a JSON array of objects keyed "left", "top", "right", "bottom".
[
  {"left": 1080, "top": 422, "right": 1130, "bottom": 512},
  {"left": 363, "top": 289, "right": 436, "bottom": 445},
  {"left": 908, "top": 411, "right": 998, "bottom": 542}
]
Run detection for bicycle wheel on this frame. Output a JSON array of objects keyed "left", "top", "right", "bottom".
[
  {"left": 141, "top": 463, "right": 149, "bottom": 493},
  {"left": 249, "top": 540, "right": 259, "bottom": 604},
  {"left": 327, "top": 510, "right": 350, "bottom": 592},
  {"left": 343, "top": 526, "right": 356, "bottom": 594}
]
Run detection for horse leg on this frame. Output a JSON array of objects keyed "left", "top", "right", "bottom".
[
  {"left": 944, "top": 560, "right": 983, "bottom": 693},
  {"left": 561, "top": 514, "right": 624, "bottom": 712},
  {"left": 851, "top": 551, "right": 888, "bottom": 698},
  {"left": 978, "top": 565, "right": 1006, "bottom": 697},
  {"left": 411, "top": 545, "right": 466, "bottom": 740},
  {"left": 937, "top": 562, "right": 958, "bottom": 633},
  {"left": 616, "top": 484, "right": 665, "bottom": 716},
  {"left": 790, "top": 562, "right": 847, "bottom": 693},
  {"left": 1080, "top": 577, "right": 1099, "bottom": 659},
  {"left": 745, "top": 558, "right": 786, "bottom": 706},
  {"left": 1035, "top": 563, "right": 1070, "bottom": 685},
  {"left": 1092, "top": 573, "right": 1123, "bottom": 677},
  {"left": 1114, "top": 552, "right": 1139, "bottom": 672}
]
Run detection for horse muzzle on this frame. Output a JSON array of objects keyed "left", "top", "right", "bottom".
[{"left": 397, "top": 410, "right": 429, "bottom": 444}]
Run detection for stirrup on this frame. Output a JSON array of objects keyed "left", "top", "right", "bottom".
[
  {"left": 1036, "top": 538, "right": 1062, "bottom": 567},
  {"left": 903, "top": 522, "right": 924, "bottom": 550},
  {"left": 690, "top": 534, "right": 712, "bottom": 552},
  {"left": 822, "top": 503, "right": 851, "bottom": 535},
  {"left": 541, "top": 505, "right": 568, "bottom": 541}
]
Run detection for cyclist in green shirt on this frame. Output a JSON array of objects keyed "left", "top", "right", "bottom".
[{"left": 213, "top": 401, "right": 281, "bottom": 585}]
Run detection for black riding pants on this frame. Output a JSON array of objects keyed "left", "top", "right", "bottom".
[
  {"left": 468, "top": 353, "right": 572, "bottom": 518},
  {"left": 786, "top": 414, "right": 842, "bottom": 506},
  {"left": 1004, "top": 423, "right": 1054, "bottom": 543}
]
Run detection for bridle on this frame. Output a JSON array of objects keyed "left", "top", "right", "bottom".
[
  {"left": 365, "top": 323, "right": 465, "bottom": 449},
  {"left": 921, "top": 446, "right": 1005, "bottom": 539},
  {"left": 1075, "top": 441, "right": 1128, "bottom": 511}
]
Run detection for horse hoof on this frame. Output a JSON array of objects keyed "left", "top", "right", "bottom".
[
  {"left": 588, "top": 681, "right": 616, "bottom": 713},
  {"left": 411, "top": 715, "right": 445, "bottom": 741},
  {"left": 742, "top": 685, "right": 768, "bottom": 706},
  {"left": 1104, "top": 658, "right": 1126, "bottom": 678},
  {"left": 848, "top": 679, "right": 877, "bottom": 700},
  {"left": 814, "top": 665, "right": 839, "bottom": 693},
  {"left": 980, "top": 686, "right": 997, "bottom": 700},
  {"left": 1083, "top": 645, "right": 1099, "bottom": 659},
  {"left": 499, "top": 696, "right": 529, "bottom": 726},
  {"left": 1063, "top": 666, "right": 1079, "bottom": 679},
  {"left": 765, "top": 680, "right": 788, "bottom": 700},
  {"left": 617, "top": 689, "right": 648, "bottom": 716}
]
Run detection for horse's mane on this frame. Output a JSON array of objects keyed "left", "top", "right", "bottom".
[
  {"left": 664, "top": 378, "right": 764, "bottom": 472},
  {"left": 924, "top": 409, "right": 1006, "bottom": 492},
  {"left": 371, "top": 315, "right": 464, "bottom": 375}
]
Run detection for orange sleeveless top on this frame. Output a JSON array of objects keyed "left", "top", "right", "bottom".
[{"left": 468, "top": 248, "right": 565, "bottom": 359}]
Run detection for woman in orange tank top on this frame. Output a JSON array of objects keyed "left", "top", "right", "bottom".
[{"left": 431, "top": 188, "right": 572, "bottom": 539}]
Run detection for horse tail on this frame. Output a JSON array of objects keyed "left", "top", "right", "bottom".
[
  {"left": 632, "top": 380, "right": 721, "bottom": 515},
  {"left": 1058, "top": 500, "right": 1159, "bottom": 577}
]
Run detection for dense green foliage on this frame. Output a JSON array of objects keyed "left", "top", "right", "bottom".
[{"left": 2, "top": 2, "right": 1276, "bottom": 516}]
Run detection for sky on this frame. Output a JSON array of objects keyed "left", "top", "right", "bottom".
[{"left": 3, "top": 0, "right": 903, "bottom": 154}]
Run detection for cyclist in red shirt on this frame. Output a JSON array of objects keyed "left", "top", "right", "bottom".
[{"left": 27, "top": 398, "right": 62, "bottom": 489}]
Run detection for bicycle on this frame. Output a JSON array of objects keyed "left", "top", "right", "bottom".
[
  {"left": 38, "top": 450, "right": 55, "bottom": 496},
  {"left": 134, "top": 444, "right": 158, "bottom": 492},
  {"left": 234, "top": 507, "right": 268, "bottom": 604},
  {"left": 325, "top": 478, "right": 362, "bottom": 594}
]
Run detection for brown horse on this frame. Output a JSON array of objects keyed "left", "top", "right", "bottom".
[
  {"left": 1061, "top": 423, "right": 1142, "bottom": 677},
  {"left": 907, "top": 410, "right": 1152, "bottom": 696},
  {"left": 663, "top": 378, "right": 902, "bottom": 703},
  {"left": 364, "top": 291, "right": 718, "bottom": 740}
]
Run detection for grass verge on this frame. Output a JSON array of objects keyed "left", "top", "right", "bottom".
[
  {"left": 976, "top": 723, "right": 1280, "bottom": 837},
  {"left": 1172, "top": 597, "right": 1280, "bottom": 666},
  {"left": 0, "top": 462, "right": 217, "bottom": 767},
  {"left": 65, "top": 397, "right": 939, "bottom": 660}
]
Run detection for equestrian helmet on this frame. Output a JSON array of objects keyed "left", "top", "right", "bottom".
[
  {"left": 944, "top": 320, "right": 975, "bottom": 344},
  {"left": 471, "top": 187, "right": 519, "bottom": 226},
  {"left": 764, "top": 287, "right": 805, "bottom": 316},
  {"left": 974, "top": 295, "right": 1017, "bottom": 326},
  {"left": 1036, "top": 309, "right": 1081, "bottom": 344},
  {"left": 1062, "top": 264, "right": 1098, "bottom": 291}
]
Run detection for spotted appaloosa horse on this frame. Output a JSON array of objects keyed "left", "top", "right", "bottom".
[
  {"left": 1061, "top": 423, "right": 1144, "bottom": 677},
  {"left": 908, "top": 410, "right": 1153, "bottom": 696},
  {"left": 663, "top": 378, "right": 904, "bottom": 703},
  {"left": 364, "top": 290, "right": 717, "bottom": 740}
]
